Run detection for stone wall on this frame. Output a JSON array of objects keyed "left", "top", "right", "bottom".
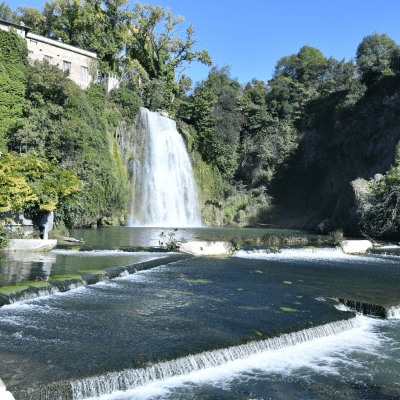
[
  {"left": 0, "top": 18, "right": 98, "bottom": 89},
  {"left": 0, "top": 18, "right": 27, "bottom": 38},
  {"left": 26, "top": 33, "right": 97, "bottom": 89}
]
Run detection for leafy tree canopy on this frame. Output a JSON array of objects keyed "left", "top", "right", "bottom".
[
  {"left": 356, "top": 31, "right": 400, "bottom": 85},
  {"left": 127, "top": 2, "right": 212, "bottom": 81},
  {"left": 0, "top": 1, "right": 17, "bottom": 21},
  {"left": 0, "top": 149, "right": 81, "bottom": 214}
]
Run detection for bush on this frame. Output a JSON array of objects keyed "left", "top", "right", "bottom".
[{"left": 110, "top": 87, "right": 141, "bottom": 122}]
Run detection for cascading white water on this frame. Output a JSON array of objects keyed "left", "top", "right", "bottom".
[
  {"left": 129, "top": 108, "right": 201, "bottom": 227},
  {"left": 387, "top": 306, "right": 400, "bottom": 318},
  {"left": 70, "top": 317, "right": 360, "bottom": 399}
]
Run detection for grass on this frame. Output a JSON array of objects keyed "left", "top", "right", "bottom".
[
  {"left": 67, "top": 246, "right": 81, "bottom": 251},
  {"left": 280, "top": 307, "right": 298, "bottom": 312},
  {"left": 0, "top": 281, "right": 50, "bottom": 295},
  {"left": 78, "top": 270, "right": 108, "bottom": 275},
  {"left": 49, "top": 274, "right": 84, "bottom": 281},
  {"left": 185, "top": 279, "right": 212, "bottom": 284}
]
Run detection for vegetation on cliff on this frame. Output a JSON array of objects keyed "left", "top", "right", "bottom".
[
  {"left": 2, "top": 0, "right": 400, "bottom": 238},
  {"left": 0, "top": 28, "right": 129, "bottom": 229}
]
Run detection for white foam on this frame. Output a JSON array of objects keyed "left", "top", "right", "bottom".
[
  {"left": 82, "top": 316, "right": 383, "bottom": 400},
  {"left": 387, "top": 306, "right": 400, "bottom": 319},
  {"left": 335, "top": 303, "right": 352, "bottom": 312},
  {"left": 0, "top": 285, "right": 87, "bottom": 309},
  {"left": 233, "top": 248, "right": 400, "bottom": 265},
  {"left": 71, "top": 317, "right": 365, "bottom": 399}
]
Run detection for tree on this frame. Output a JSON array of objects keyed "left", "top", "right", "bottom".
[
  {"left": 0, "top": 1, "right": 17, "bottom": 21},
  {"left": 274, "top": 46, "right": 331, "bottom": 85},
  {"left": 198, "top": 65, "right": 242, "bottom": 97},
  {"left": 126, "top": 2, "right": 211, "bottom": 105},
  {"left": 356, "top": 31, "right": 400, "bottom": 85},
  {"left": 16, "top": 6, "right": 46, "bottom": 33},
  {"left": 0, "top": 149, "right": 81, "bottom": 214},
  {"left": 25, "top": 0, "right": 129, "bottom": 73},
  {"left": 0, "top": 29, "right": 27, "bottom": 148}
]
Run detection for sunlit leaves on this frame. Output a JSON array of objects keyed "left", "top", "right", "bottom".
[{"left": 0, "top": 149, "right": 80, "bottom": 213}]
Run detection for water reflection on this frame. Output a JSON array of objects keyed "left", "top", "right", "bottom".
[
  {"left": 0, "top": 226, "right": 319, "bottom": 287},
  {"left": 67, "top": 226, "right": 319, "bottom": 249},
  {"left": 0, "top": 252, "right": 56, "bottom": 285}
]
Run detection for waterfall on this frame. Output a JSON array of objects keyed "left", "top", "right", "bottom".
[
  {"left": 70, "top": 317, "right": 359, "bottom": 399},
  {"left": 129, "top": 108, "right": 201, "bottom": 227}
]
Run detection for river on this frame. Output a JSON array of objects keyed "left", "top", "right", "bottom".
[{"left": 0, "top": 227, "right": 399, "bottom": 400}]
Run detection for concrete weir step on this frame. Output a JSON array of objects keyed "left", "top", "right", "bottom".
[
  {"left": 0, "top": 378, "right": 15, "bottom": 400},
  {"left": 5, "top": 239, "right": 57, "bottom": 251}
]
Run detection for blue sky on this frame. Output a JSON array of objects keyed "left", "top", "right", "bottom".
[{"left": 8, "top": 0, "right": 400, "bottom": 86}]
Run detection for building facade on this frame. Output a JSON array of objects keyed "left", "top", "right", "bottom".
[{"left": 0, "top": 18, "right": 98, "bottom": 89}]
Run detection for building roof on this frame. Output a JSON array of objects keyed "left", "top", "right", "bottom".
[
  {"left": 0, "top": 17, "right": 30, "bottom": 32},
  {"left": 27, "top": 32, "right": 98, "bottom": 59},
  {"left": 0, "top": 18, "right": 98, "bottom": 59}
]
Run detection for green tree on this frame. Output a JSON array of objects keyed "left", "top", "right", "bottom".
[
  {"left": 0, "top": 29, "right": 27, "bottom": 148},
  {"left": 27, "top": 0, "right": 129, "bottom": 73},
  {"left": 0, "top": 1, "right": 17, "bottom": 21},
  {"left": 182, "top": 66, "right": 243, "bottom": 182},
  {"left": 9, "top": 60, "right": 129, "bottom": 228},
  {"left": 126, "top": 2, "right": 212, "bottom": 107},
  {"left": 16, "top": 6, "right": 46, "bottom": 33},
  {"left": 356, "top": 31, "right": 400, "bottom": 85},
  {"left": 0, "top": 149, "right": 80, "bottom": 214}
]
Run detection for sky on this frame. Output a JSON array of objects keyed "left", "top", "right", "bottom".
[{"left": 8, "top": 0, "right": 400, "bottom": 86}]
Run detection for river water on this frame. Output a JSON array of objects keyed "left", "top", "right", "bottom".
[{"left": 1, "top": 227, "right": 399, "bottom": 400}]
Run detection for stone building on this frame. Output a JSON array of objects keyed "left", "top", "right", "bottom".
[{"left": 0, "top": 18, "right": 98, "bottom": 89}]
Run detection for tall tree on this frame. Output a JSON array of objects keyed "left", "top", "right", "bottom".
[
  {"left": 23, "top": 0, "right": 129, "bottom": 73},
  {"left": 126, "top": 2, "right": 212, "bottom": 104},
  {"left": 356, "top": 31, "right": 400, "bottom": 85},
  {"left": 0, "top": 1, "right": 17, "bottom": 21},
  {"left": 16, "top": 6, "right": 46, "bottom": 33}
]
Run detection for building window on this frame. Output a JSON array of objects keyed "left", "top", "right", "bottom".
[
  {"left": 63, "top": 61, "right": 71, "bottom": 75},
  {"left": 80, "top": 66, "right": 88, "bottom": 83},
  {"left": 43, "top": 55, "right": 53, "bottom": 65}
]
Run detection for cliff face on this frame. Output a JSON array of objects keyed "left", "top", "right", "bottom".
[
  {"left": 115, "top": 109, "right": 148, "bottom": 173},
  {"left": 271, "top": 75, "right": 400, "bottom": 234}
]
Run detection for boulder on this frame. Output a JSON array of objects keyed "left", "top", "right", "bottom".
[
  {"left": 179, "top": 241, "right": 232, "bottom": 256},
  {"left": 340, "top": 240, "right": 373, "bottom": 254}
]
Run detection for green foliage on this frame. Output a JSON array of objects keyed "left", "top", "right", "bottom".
[
  {"left": 8, "top": 61, "right": 129, "bottom": 228},
  {"left": 182, "top": 66, "right": 243, "bottom": 182},
  {"left": 0, "top": 224, "right": 9, "bottom": 249},
  {"left": 0, "top": 149, "right": 80, "bottom": 214},
  {"left": 0, "top": 29, "right": 27, "bottom": 148},
  {"left": 15, "top": 5, "right": 46, "bottom": 32},
  {"left": 27, "top": 0, "right": 129, "bottom": 73},
  {"left": 356, "top": 31, "right": 400, "bottom": 85},
  {"left": 110, "top": 87, "right": 141, "bottom": 122},
  {"left": 0, "top": 1, "right": 17, "bottom": 21},
  {"left": 127, "top": 3, "right": 212, "bottom": 81}
]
